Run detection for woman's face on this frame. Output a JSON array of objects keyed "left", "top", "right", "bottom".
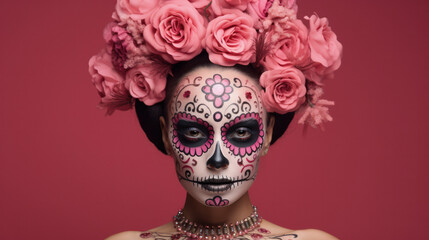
[{"left": 162, "top": 66, "right": 272, "bottom": 207}]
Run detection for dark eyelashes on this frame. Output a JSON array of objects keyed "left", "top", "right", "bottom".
[
  {"left": 229, "top": 127, "right": 252, "bottom": 141},
  {"left": 176, "top": 120, "right": 210, "bottom": 144},
  {"left": 181, "top": 127, "right": 206, "bottom": 141},
  {"left": 225, "top": 120, "right": 259, "bottom": 142}
]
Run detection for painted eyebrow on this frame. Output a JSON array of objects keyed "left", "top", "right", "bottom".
[
  {"left": 231, "top": 118, "right": 259, "bottom": 125},
  {"left": 172, "top": 112, "right": 211, "bottom": 128},
  {"left": 227, "top": 118, "right": 260, "bottom": 128},
  {"left": 177, "top": 118, "right": 199, "bottom": 124},
  {"left": 176, "top": 119, "right": 207, "bottom": 129}
]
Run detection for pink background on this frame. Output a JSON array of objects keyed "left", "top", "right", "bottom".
[{"left": 1, "top": 0, "right": 428, "bottom": 239}]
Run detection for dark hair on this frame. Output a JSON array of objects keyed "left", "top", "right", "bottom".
[{"left": 135, "top": 51, "right": 294, "bottom": 154}]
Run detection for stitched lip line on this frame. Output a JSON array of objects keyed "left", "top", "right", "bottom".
[
  {"left": 179, "top": 176, "right": 248, "bottom": 185},
  {"left": 176, "top": 170, "right": 256, "bottom": 192}
]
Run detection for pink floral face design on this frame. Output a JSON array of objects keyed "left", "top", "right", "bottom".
[
  {"left": 201, "top": 74, "right": 233, "bottom": 108},
  {"left": 166, "top": 66, "right": 268, "bottom": 207}
]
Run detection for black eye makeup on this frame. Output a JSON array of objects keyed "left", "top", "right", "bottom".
[
  {"left": 221, "top": 113, "right": 264, "bottom": 157},
  {"left": 172, "top": 113, "right": 214, "bottom": 156},
  {"left": 226, "top": 120, "right": 259, "bottom": 144},
  {"left": 177, "top": 120, "right": 209, "bottom": 146}
]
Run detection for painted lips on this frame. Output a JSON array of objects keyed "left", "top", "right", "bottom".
[
  {"left": 200, "top": 178, "right": 233, "bottom": 192},
  {"left": 177, "top": 172, "right": 253, "bottom": 193}
]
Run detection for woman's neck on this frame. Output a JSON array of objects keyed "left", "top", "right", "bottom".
[{"left": 181, "top": 192, "right": 254, "bottom": 225}]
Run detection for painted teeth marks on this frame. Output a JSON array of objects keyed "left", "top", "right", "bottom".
[
  {"left": 172, "top": 112, "right": 214, "bottom": 156},
  {"left": 221, "top": 112, "right": 264, "bottom": 157},
  {"left": 177, "top": 174, "right": 254, "bottom": 193}
]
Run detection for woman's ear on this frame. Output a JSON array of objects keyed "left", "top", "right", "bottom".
[
  {"left": 261, "top": 115, "right": 275, "bottom": 157},
  {"left": 159, "top": 116, "right": 174, "bottom": 156}
]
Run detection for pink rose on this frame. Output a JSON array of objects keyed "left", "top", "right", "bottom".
[
  {"left": 261, "top": 0, "right": 298, "bottom": 30},
  {"left": 262, "top": 19, "right": 311, "bottom": 70},
  {"left": 115, "top": 0, "right": 160, "bottom": 22},
  {"left": 247, "top": 0, "right": 274, "bottom": 20},
  {"left": 88, "top": 49, "right": 132, "bottom": 114},
  {"left": 211, "top": 0, "right": 251, "bottom": 16},
  {"left": 306, "top": 14, "right": 342, "bottom": 71},
  {"left": 303, "top": 62, "right": 335, "bottom": 85},
  {"left": 188, "top": 0, "right": 212, "bottom": 12},
  {"left": 203, "top": 12, "right": 257, "bottom": 66},
  {"left": 260, "top": 67, "right": 306, "bottom": 113},
  {"left": 143, "top": 0, "right": 206, "bottom": 63},
  {"left": 124, "top": 64, "right": 167, "bottom": 106},
  {"left": 103, "top": 22, "right": 144, "bottom": 72},
  {"left": 188, "top": 0, "right": 215, "bottom": 20}
]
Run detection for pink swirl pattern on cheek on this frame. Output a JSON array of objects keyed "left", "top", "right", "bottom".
[
  {"left": 221, "top": 112, "right": 264, "bottom": 157},
  {"left": 172, "top": 112, "right": 214, "bottom": 156},
  {"left": 238, "top": 154, "right": 258, "bottom": 173}
]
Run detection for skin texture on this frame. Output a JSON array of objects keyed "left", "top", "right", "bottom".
[{"left": 105, "top": 66, "right": 338, "bottom": 240}]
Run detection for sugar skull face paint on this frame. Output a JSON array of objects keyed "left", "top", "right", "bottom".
[{"left": 166, "top": 66, "right": 269, "bottom": 207}]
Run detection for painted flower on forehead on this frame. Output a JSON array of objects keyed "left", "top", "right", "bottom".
[
  {"left": 260, "top": 67, "right": 306, "bottom": 114},
  {"left": 203, "top": 11, "right": 257, "bottom": 66},
  {"left": 143, "top": 0, "right": 206, "bottom": 63},
  {"left": 201, "top": 74, "right": 233, "bottom": 108}
]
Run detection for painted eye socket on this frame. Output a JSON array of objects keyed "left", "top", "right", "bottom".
[
  {"left": 183, "top": 127, "right": 206, "bottom": 142},
  {"left": 226, "top": 120, "right": 259, "bottom": 146},
  {"left": 176, "top": 120, "right": 210, "bottom": 147},
  {"left": 221, "top": 112, "right": 264, "bottom": 157},
  {"left": 172, "top": 112, "right": 214, "bottom": 156},
  {"left": 230, "top": 127, "right": 252, "bottom": 141}
]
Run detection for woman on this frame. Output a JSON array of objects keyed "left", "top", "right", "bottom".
[{"left": 89, "top": 0, "right": 342, "bottom": 239}]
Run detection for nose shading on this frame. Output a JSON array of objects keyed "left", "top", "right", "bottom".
[{"left": 207, "top": 142, "right": 229, "bottom": 170}]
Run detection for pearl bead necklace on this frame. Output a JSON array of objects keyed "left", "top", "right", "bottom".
[{"left": 173, "top": 206, "right": 262, "bottom": 240}]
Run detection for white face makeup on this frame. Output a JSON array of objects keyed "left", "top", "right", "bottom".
[{"left": 166, "top": 66, "right": 268, "bottom": 207}]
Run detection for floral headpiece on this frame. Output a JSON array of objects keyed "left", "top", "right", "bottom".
[{"left": 89, "top": 0, "right": 343, "bottom": 129}]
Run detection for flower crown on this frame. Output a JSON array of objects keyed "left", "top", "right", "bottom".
[{"left": 89, "top": 0, "right": 343, "bottom": 129}]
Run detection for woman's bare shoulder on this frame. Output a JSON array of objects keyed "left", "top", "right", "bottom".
[
  {"left": 104, "top": 221, "right": 338, "bottom": 240},
  {"left": 105, "top": 222, "right": 176, "bottom": 240},
  {"left": 260, "top": 220, "right": 338, "bottom": 240},
  {"left": 289, "top": 229, "right": 339, "bottom": 240},
  {"left": 105, "top": 231, "right": 143, "bottom": 240}
]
